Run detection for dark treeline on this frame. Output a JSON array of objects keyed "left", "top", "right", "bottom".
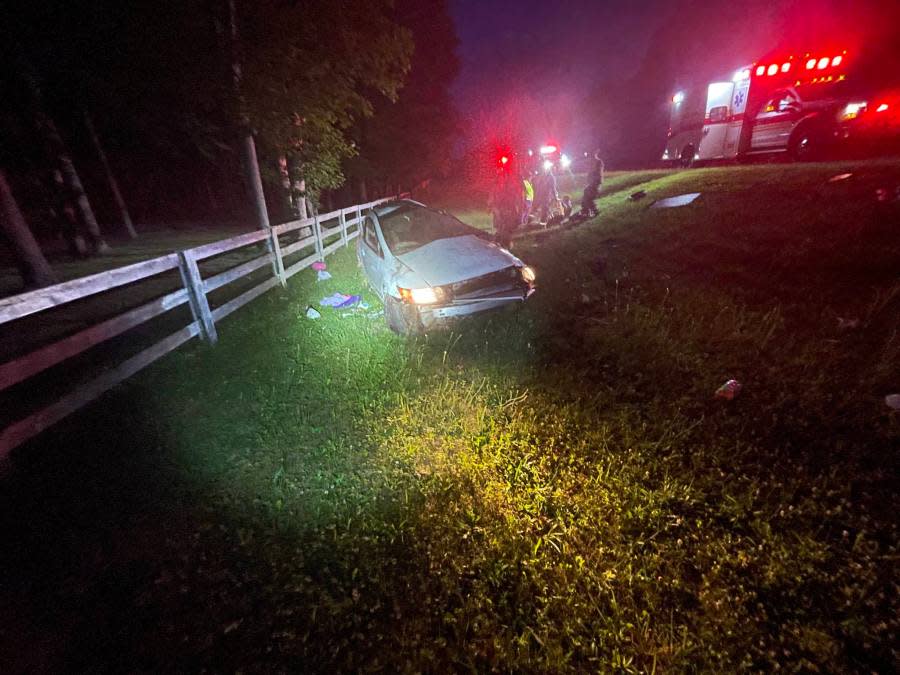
[{"left": 0, "top": 0, "right": 459, "bottom": 291}]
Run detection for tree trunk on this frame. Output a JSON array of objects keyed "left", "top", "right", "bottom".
[
  {"left": 277, "top": 155, "right": 296, "bottom": 218},
  {"left": 0, "top": 168, "right": 56, "bottom": 289},
  {"left": 16, "top": 58, "right": 109, "bottom": 254},
  {"left": 227, "top": 0, "right": 270, "bottom": 232},
  {"left": 83, "top": 109, "right": 137, "bottom": 238}
]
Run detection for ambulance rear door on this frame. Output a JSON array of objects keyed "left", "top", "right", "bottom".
[
  {"left": 724, "top": 73, "right": 751, "bottom": 158},
  {"left": 698, "top": 81, "right": 734, "bottom": 160}
]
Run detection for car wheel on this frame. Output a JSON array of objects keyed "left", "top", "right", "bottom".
[{"left": 384, "top": 295, "right": 423, "bottom": 336}]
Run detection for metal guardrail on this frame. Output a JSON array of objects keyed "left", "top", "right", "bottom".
[{"left": 0, "top": 196, "right": 400, "bottom": 457}]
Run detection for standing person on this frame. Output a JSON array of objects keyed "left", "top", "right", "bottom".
[
  {"left": 521, "top": 173, "right": 534, "bottom": 226},
  {"left": 490, "top": 171, "right": 522, "bottom": 248},
  {"left": 580, "top": 151, "right": 604, "bottom": 217},
  {"left": 538, "top": 166, "right": 558, "bottom": 224}
]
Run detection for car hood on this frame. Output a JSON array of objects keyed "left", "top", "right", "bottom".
[{"left": 394, "top": 235, "right": 520, "bottom": 287}]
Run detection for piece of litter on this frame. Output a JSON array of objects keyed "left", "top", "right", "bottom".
[
  {"left": 312, "top": 261, "right": 327, "bottom": 271},
  {"left": 306, "top": 307, "right": 321, "bottom": 319},
  {"left": 828, "top": 173, "right": 852, "bottom": 183},
  {"left": 886, "top": 394, "right": 900, "bottom": 410},
  {"left": 652, "top": 193, "right": 701, "bottom": 209},
  {"left": 715, "top": 379, "right": 742, "bottom": 400},
  {"left": 367, "top": 311, "right": 383, "bottom": 319},
  {"left": 320, "top": 292, "right": 352, "bottom": 307},
  {"left": 317, "top": 269, "right": 332, "bottom": 281},
  {"left": 629, "top": 190, "right": 647, "bottom": 201},
  {"left": 337, "top": 294, "right": 361, "bottom": 308},
  {"left": 837, "top": 317, "right": 859, "bottom": 330}
]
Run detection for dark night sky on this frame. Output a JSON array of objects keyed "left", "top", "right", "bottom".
[
  {"left": 448, "top": 0, "right": 900, "bottom": 155},
  {"left": 449, "top": 0, "right": 667, "bottom": 149}
]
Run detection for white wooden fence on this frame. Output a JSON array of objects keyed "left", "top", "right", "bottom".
[{"left": 0, "top": 196, "right": 399, "bottom": 458}]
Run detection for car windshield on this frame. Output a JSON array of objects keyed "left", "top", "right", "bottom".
[{"left": 378, "top": 205, "right": 480, "bottom": 255}]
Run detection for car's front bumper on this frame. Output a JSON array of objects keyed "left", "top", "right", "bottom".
[{"left": 417, "top": 286, "right": 535, "bottom": 329}]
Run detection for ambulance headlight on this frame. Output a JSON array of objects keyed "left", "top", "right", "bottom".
[
  {"left": 842, "top": 101, "right": 867, "bottom": 120},
  {"left": 560, "top": 154, "right": 571, "bottom": 168}
]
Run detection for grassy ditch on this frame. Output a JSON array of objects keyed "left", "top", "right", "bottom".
[{"left": 1, "top": 160, "right": 898, "bottom": 672}]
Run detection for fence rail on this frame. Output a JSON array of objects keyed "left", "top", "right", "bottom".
[{"left": 0, "top": 196, "right": 401, "bottom": 458}]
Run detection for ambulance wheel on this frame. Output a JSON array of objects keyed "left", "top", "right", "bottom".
[{"left": 789, "top": 125, "right": 820, "bottom": 162}]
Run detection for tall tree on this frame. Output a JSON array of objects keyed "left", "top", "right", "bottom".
[
  {"left": 0, "top": 168, "right": 56, "bottom": 289},
  {"left": 354, "top": 0, "right": 461, "bottom": 194},
  {"left": 83, "top": 108, "right": 138, "bottom": 238},
  {"left": 14, "top": 54, "right": 110, "bottom": 253}
]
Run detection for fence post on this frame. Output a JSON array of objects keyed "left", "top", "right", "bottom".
[
  {"left": 339, "top": 210, "right": 348, "bottom": 248},
  {"left": 313, "top": 213, "right": 323, "bottom": 260},
  {"left": 355, "top": 206, "right": 362, "bottom": 242},
  {"left": 268, "top": 226, "right": 286, "bottom": 286},
  {"left": 178, "top": 250, "right": 217, "bottom": 344}
]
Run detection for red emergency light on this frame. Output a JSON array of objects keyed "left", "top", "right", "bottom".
[
  {"left": 500, "top": 156, "right": 509, "bottom": 165},
  {"left": 539, "top": 144, "right": 558, "bottom": 155},
  {"left": 756, "top": 65, "right": 765, "bottom": 76},
  {"left": 876, "top": 103, "right": 889, "bottom": 112},
  {"left": 817, "top": 57, "right": 829, "bottom": 69},
  {"left": 781, "top": 62, "right": 791, "bottom": 73},
  {"left": 806, "top": 58, "right": 817, "bottom": 69}
]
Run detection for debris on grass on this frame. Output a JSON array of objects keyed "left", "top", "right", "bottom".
[
  {"left": 837, "top": 317, "right": 860, "bottom": 330},
  {"left": 828, "top": 173, "right": 853, "bottom": 183},
  {"left": 652, "top": 193, "right": 701, "bottom": 208},
  {"left": 715, "top": 379, "right": 742, "bottom": 400},
  {"left": 305, "top": 306, "right": 321, "bottom": 319},
  {"left": 886, "top": 394, "right": 900, "bottom": 410},
  {"left": 320, "top": 293, "right": 362, "bottom": 308},
  {"left": 629, "top": 190, "right": 647, "bottom": 201},
  {"left": 317, "top": 269, "right": 332, "bottom": 282},
  {"left": 312, "top": 261, "right": 327, "bottom": 271}
]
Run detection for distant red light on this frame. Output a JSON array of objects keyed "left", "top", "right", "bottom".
[
  {"left": 500, "top": 156, "right": 509, "bottom": 165},
  {"left": 806, "top": 58, "right": 817, "bottom": 69},
  {"left": 876, "top": 103, "right": 889, "bottom": 113},
  {"left": 831, "top": 55, "right": 843, "bottom": 67},
  {"left": 817, "top": 57, "right": 829, "bottom": 69},
  {"left": 756, "top": 65, "right": 765, "bottom": 76},
  {"left": 767, "top": 64, "right": 778, "bottom": 76},
  {"left": 781, "top": 62, "right": 791, "bottom": 73}
]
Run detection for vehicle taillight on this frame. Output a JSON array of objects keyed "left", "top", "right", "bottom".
[
  {"left": 767, "top": 64, "right": 778, "bottom": 75},
  {"left": 876, "top": 103, "right": 889, "bottom": 113},
  {"left": 806, "top": 58, "right": 816, "bottom": 69},
  {"left": 781, "top": 62, "right": 791, "bottom": 73},
  {"left": 817, "top": 57, "right": 829, "bottom": 69},
  {"left": 831, "top": 55, "right": 842, "bottom": 67},
  {"left": 756, "top": 65, "right": 765, "bottom": 76}
]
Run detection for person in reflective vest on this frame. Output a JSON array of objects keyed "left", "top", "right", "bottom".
[{"left": 521, "top": 174, "right": 534, "bottom": 225}]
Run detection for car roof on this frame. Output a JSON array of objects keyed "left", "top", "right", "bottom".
[{"left": 373, "top": 199, "right": 427, "bottom": 218}]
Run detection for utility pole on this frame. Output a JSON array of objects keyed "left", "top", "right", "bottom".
[{"left": 227, "top": 0, "right": 270, "bottom": 232}]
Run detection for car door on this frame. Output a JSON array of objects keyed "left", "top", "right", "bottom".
[
  {"left": 751, "top": 89, "right": 801, "bottom": 150},
  {"left": 358, "top": 214, "right": 386, "bottom": 299}
]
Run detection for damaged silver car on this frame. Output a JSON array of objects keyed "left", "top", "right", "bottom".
[{"left": 357, "top": 200, "right": 536, "bottom": 335}]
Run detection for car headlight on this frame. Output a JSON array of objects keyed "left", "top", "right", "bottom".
[
  {"left": 399, "top": 286, "right": 444, "bottom": 305},
  {"left": 520, "top": 265, "right": 536, "bottom": 283}
]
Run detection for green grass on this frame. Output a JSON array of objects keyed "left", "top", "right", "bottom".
[{"left": 1, "top": 160, "right": 898, "bottom": 672}]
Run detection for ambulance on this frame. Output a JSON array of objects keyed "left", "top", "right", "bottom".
[{"left": 664, "top": 47, "right": 900, "bottom": 164}]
